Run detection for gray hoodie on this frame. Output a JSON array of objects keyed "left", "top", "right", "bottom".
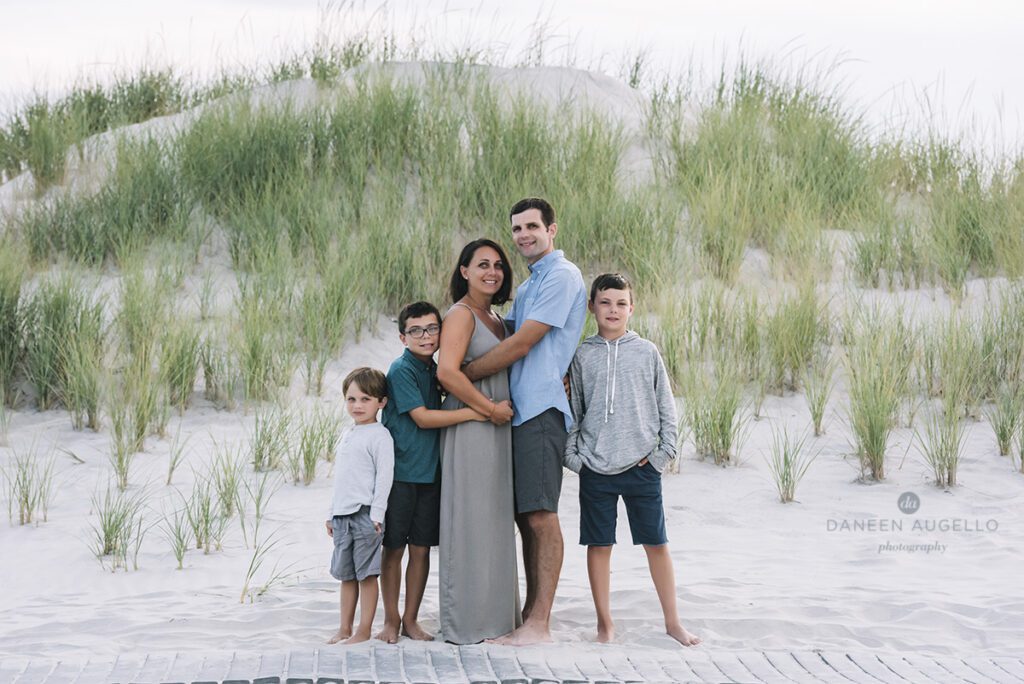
[{"left": 563, "top": 331, "right": 677, "bottom": 475}]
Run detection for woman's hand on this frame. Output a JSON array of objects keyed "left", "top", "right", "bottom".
[
  {"left": 325, "top": 520, "right": 333, "bottom": 536},
  {"left": 489, "top": 399, "right": 514, "bottom": 425}
]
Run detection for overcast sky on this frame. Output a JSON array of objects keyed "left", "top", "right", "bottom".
[{"left": 2, "top": 0, "right": 1021, "bottom": 151}]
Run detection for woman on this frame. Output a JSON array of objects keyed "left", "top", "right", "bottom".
[{"left": 435, "top": 238, "right": 521, "bottom": 644}]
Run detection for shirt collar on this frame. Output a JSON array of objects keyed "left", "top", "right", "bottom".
[
  {"left": 402, "top": 347, "right": 435, "bottom": 371},
  {"left": 528, "top": 249, "right": 564, "bottom": 275}
]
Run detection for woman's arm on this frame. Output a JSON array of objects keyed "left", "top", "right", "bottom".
[{"left": 436, "top": 306, "right": 513, "bottom": 424}]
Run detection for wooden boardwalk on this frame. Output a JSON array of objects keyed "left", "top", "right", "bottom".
[{"left": 2, "top": 646, "right": 1021, "bottom": 683}]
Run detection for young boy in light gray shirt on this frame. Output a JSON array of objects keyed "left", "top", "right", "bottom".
[
  {"left": 564, "top": 273, "right": 701, "bottom": 647},
  {"left": 326, "top": 367, "right": 394, "bottom": 645}
]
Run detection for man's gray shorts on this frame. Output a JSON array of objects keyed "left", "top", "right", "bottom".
[
  {"left": 329, "top": 506, "right": 383, "bottom": 582},
  {"left": 512, "top": 407, "right": 567, "bottom": 514}
]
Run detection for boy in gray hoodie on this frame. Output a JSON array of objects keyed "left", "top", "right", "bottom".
[{"left": 564, "top": 273, "right": 701, "bottom": 646}]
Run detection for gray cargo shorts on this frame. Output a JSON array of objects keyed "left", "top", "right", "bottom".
[
  {"left": 329, "top": 506, "right": 384, "bottom": 581},
  {"left": 512, "top": 407, "right": 567, "bottom": 514}
]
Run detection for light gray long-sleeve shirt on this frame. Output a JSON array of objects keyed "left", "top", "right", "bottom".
[
  {"left": 327, "top": 422, "right": 394, "bottom": 524},
  {"left": 563, "top": 331, "right": 677, "bottom": 475}
]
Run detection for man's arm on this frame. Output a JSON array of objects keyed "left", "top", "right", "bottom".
[{"left": 462, "top": 319, "right": 551, "bottom": 381}]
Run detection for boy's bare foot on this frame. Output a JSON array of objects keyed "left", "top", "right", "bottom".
[
  {"left": 326, "top": 629, "right": 352, "bottom": 644},
  {"left": 344, "top": 630, "right": 372, "bottom": 645},
  {"left": 666, "top": 623, "right": 702, "bottom": 646},
  {"left": 376, "top": 622, "right": 400, "bottom": 644},
  {"left": 401, "top": 620, "right": 434, "bottom": 641},
  {"left": 486, "top": 622, "right": 552, "bottom": 646},
  {"left": 596, "top": 623, "right": 615, "bottom": 643}
]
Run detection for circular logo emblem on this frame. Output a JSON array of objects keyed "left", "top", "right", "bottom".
[{"left": 898, "top": 492, "right": 920, "bottom": 515}]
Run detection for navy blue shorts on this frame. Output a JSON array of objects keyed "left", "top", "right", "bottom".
[{"left": 578, "top": 462, "right": 668, "bottom": 546}]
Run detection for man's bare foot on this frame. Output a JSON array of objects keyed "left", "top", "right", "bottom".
[
  {"left": 486, "top": 621, "right": 552, "bottom": 646},
  {"left": 343, "top": 630, "right": 372, "bottom": 645},
  {"left": 666, "top": 623, "right": 702, "bottom": 646},
  {"left": 596, "top": 623, "right": 615, "bottom": 643},
  {"left": 376, "top": 622, "right": 400, "bottom": 644},
  {"left": 326, "top": 629, "right": 352, "bottom": 644},
  {"left": 401, "top": 620, "right": 434, "bottom": 641}
]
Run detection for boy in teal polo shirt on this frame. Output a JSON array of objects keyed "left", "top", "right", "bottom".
[{"left": 378, "top": 301, "right": 486, "bottom": 643}]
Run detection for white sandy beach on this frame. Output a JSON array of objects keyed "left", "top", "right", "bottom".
[{"left": 2, "top": 302, "right": 1022, "bottom": 660}]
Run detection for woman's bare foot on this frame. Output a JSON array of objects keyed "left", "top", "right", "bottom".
[
  {"left": 596, "top": 622, "right": 615, "bottom": 643},
  {"left": 666, "top": 623, "right": 701, "bottom": 646},
  {"left": 326, "top": 629, "right": 352, "bottom": 644},
  {"left": 376, "top": 622, "right": 400, "bottom": 644},
  {"left": 344, "top": 630, "right": 372, "bottom": 645},
  {"left": 401, "top": 620, "right": 434, "bottom": 641}
]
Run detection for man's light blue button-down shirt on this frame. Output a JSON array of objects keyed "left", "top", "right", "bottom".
[{"left": 508, "top": 249, "right": 587, "bottom": 429}]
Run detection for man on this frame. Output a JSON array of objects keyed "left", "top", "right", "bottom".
[{"left": 463, "top": 197, "right": 587, "bottom": 645}]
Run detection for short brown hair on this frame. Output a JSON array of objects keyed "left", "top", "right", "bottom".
[
  {"left": 509, "top": 197, "right": 555, "bottom": 227},
  {"left": 589, "top": 273, "right": 633, "bottom": 304},
  {"left": 342, "top": 367, "right": 387, "bottom": 399}
]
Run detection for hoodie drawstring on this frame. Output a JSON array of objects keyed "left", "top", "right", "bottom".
[{"left": 604, "top": 338, "right": 620, "bottom": 423}]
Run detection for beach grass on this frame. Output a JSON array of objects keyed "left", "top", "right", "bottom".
[
  {"left": 917, "top": 404, "right": 965, "bottom": 488},
  {"left": 62, "top": 305, "right": 106, "bottom": 431},
  {"left": 843, "top": 307, "right": 915, "bottom": 480},
  {"left": 764, "top": 426, "right": 816, "bottom": 503},
  {"left": 988, "top": 382, "right": 1022, "bottom": 457},
  {"left": 2, "top": 443, "right": 56, "bottom": 525},
  {"left": 802, "top": 350, "right": 836, "bottom": 437},
  {"left": 200, "top": 332, "right": 239, "bottom": 410},
  {"left": 294, "top": 408, "right": 341, "bottom": 485},
  {"left": 1, "top": 17, "right": 1024, "bottom": 508},
  {"left": 23, "top": 275, "right": 101, "bottom": 411},
  {"left": 89, "top": 485, "right": 147, "bottom": 571},
  {"left": 160, "top": 319, "right": 201, "bottom": 412},
  {"left": 682, "top": 354, "right": 747, "bottom": 466},
  {"left": 107, "top": 387, "right": 137, "bottom": 491},
  {"left": 212, "top": 441, "right": 245, "bottom": 519},
  {"left": 250, "top": 405, "right": 293, "bottom": 473},
  {"left": 166, "top": 427, "right": 190, "bottom": 486},
  {"left": 183, "top": 471, "right": 227, "bottom": 554},
  {"left": 0, "top": 242, "right": 26, "bottom": 406},
  {"left": 161, "top": 506, "right": 192, "bottom": 570},
  {"left": 764, "top": 283, "right": 830, "bottom": 394}
]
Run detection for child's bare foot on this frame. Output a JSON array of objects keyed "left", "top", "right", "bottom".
[
  {"left": 376, "top": 621, "right": 400, "bottom": 644},
  {"left": 401, "top": 620, "right": 434, "bottom": 641},
  {"left": 344, "top": 630, "right": 372, "bottom": 645},
  {"left": 666, "top": 623, "right": 701, "bottom": 646},
  {"left": 596, "top": 623, "right": 615, "bottom": 643},
  {"left": 326, "top": 629, "right": 352, "bottom": 644}
]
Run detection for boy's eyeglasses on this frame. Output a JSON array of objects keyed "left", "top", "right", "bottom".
[{"left": 405, "top": 324, "right": 441, "bottom": 338}]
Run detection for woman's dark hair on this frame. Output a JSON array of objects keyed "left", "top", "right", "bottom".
[{"left": 449, "top": 239, "right": 513, "bottom": 305}]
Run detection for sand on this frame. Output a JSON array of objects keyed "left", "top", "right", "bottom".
[{"left": 1, "top": 64, "right": 1022, "bottom": 663}]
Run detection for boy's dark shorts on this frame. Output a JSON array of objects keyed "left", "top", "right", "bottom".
[
  {"left": 383, "top": 481, "right": 440, "bottom": 549},
  {"left": 512, "top": 407, "right": 567, "bottom": 514},
  {"left": 330, "top": 506, "right": 384, "bottom": 581},
  {"left": 578, "top": 461, "right": 668, "bottom": 546}
]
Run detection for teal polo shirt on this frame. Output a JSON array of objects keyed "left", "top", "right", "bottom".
[{"left": 381, "top": 348, "right": 442, "bottom": 484}]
